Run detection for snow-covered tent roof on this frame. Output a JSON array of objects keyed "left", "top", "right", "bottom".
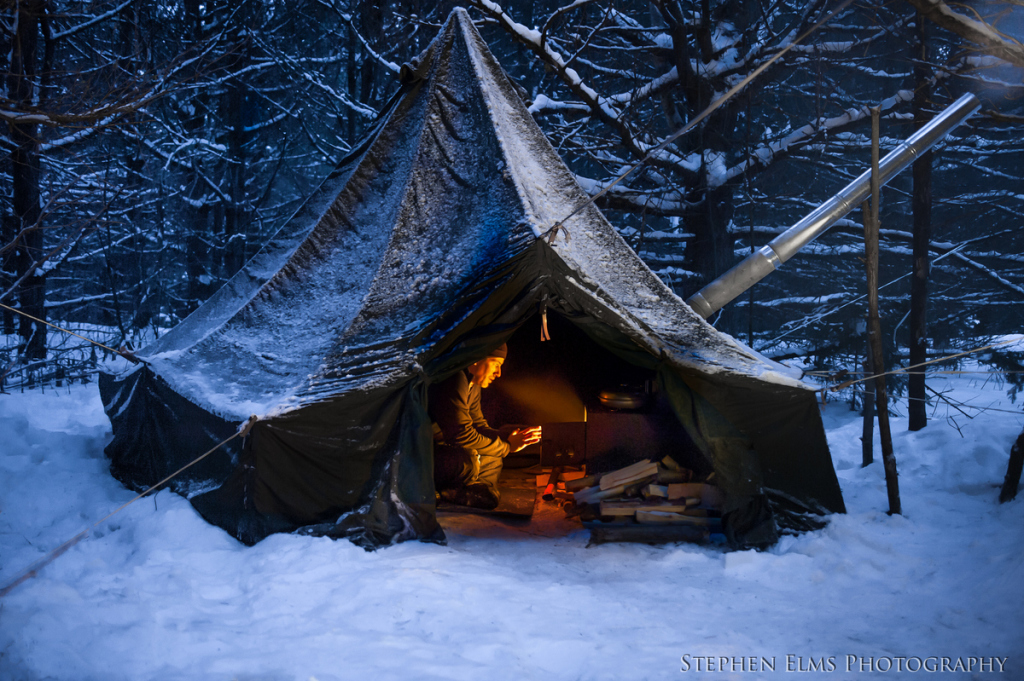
[
  {"left": 101, "top": 9, "right": 843, "bottom": 548},
  {"left": 136, "top": 9, "right": 803, "bottom": 424}
]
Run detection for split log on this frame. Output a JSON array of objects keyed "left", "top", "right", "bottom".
[
  {"left": 636, "top": 510, "right": 722, "bottom": 528},
  {"left": 676, "top": 507, "right": 715, "bottom": 518},
  {"left": 564, "top": 473, "right": 599, "bottom": 492},
  {"left": 656, "top": 469, "right": 692, "bottom": 484},
  {"left": 599, "top": 498, "right": 699, "bottom": 516},
  {"left": 660, "top": 455, "right": 683, "bottom": 472},
  {"left": 666, "top": 483, "right": 724, "bottom": 509},
  {"left": 643, "top": 484, "right": 668, "bottom": 498},
  {"left": 573, "top": 484, "right": 625, "bottom": 504},
  {"left": 599, "top": 460, "right": 657, "bottom": 490},
  {"left": 537, "top": 469, "right": 587, "bottom": 487},
  {"left": 622, "top": 476, "right": 659, "bottom": 497}
]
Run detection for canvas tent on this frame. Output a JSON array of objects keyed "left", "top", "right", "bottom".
[{"left": 100, "top": 9, "right": 844, "bottom": 548}]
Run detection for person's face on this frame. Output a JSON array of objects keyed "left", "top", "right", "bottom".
[{"left": 469, "top": 357, "right": 504, "bottom": 388}]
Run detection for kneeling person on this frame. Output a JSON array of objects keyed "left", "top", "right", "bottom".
[{"left": 429, "top": 344, "right": 541, "bottom": 509}]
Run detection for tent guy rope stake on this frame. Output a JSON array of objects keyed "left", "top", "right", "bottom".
[{"left": 0, "top": 415, "right": 259, "bottom": 599}]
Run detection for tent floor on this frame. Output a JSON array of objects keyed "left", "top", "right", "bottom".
[{"left": 435, "top": 468, "right": 584, "bottom": 540}]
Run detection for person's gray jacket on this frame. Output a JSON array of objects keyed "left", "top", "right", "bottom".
[{"left": 429, "top": 369, "right": 509, "bottom": 459}]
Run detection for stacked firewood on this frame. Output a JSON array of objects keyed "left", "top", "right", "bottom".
[{"left": 567, "top": 457, "right": 724, "bottom": 536}]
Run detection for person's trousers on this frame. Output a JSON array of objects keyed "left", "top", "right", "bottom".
[{"left": 434, "top": 444, "right": 503, "bottom": 492}]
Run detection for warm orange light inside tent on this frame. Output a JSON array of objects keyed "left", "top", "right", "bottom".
[{"left": 496, "top": 373, "right": 585, "bottom": 424}]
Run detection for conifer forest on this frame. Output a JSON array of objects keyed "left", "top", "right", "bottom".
[{"left": 2, "top": 0, "right": 1022, "bottom": 401}]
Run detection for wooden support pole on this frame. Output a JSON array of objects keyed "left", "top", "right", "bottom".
[
  {"left": 999, "top": 426, "right": 1024, "bottom": 503},
  {"left": 867, "top": 106, "right": 901, "bottom": 515}
]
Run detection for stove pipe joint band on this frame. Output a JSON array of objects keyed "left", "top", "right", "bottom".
[{"left": 688, "top": 245, "right": 781, "bottom": 319}]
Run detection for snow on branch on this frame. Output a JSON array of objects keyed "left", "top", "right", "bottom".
[
  {"left": 244, "top": 111, "right": 290, "bottom": 133},
  {"left": 469, "top": 0, "right": 691, "bottom": 173},
  {"left": 563, "top": 6, "right": 611, "bottom": 70},
  {"left": 321, "top": 6, "right": 400, "bottom": 75},
  {"left": 541, "top": 0, "right": 601, "bottom": 55},
  {"left": 828, "top": 224, "right": 1024, "bottom": 269},
  {"left": 719, "top": 89, "right": 915, "bottom": 188},
  {"left": 574, "top": 174, "right": 696, "bottom": 214},
  {"left": 290, "top": 69, "right": 377, "bottom": 119},
  {"left": 949, "top": 251, "right": 1024, "bottom": 298},
  {"left": 786, "top": 13, "right": 913, "bottom": 56},
  {"left": 616, "top": 66, "right": 679, "bottom": 108},
  {"left": 527, "top": 94, "right": 591, "bottom": 116},
  {"left": 116, "top": 127, "right": 232, "bottom": 206},
  {"left": 905, "top": 0, "right": 1024, "bottom": 69},
  {"left": 0, "top": 226, "right": 91, "bottom": 305},
  {"left": 40, "top": 114, "right": 120, "bottom": 151},
  {"left": 49, "top": 0, "right": 134, "bottom": 40},
  {"left": 0, "top": 37, "right": 221, "bottom": 139},
  {"left": 43, "top": 292, "right": 116, "bottom": 308},
  {"left": 718, "top": 45, "right": 982, "bottom": 193},
  {"left": 252, "top": 36, "right": 377, "bottom": 119}
]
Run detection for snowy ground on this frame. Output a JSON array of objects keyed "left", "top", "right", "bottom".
[{"left": 1, "top": 370, "right": 1022, "bottom": 681}]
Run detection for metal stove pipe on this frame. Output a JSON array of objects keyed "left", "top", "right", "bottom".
[{"left": 686, "top": 93, "right": 981, "bottom": 320}]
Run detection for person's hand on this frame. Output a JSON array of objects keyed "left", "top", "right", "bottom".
[{"left": 506, "top": 426, "right": 542, "bottom": 453}]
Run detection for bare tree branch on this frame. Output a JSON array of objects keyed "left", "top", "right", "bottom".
[{"left": 905, "top": 0, "right": 1024, "bottom": 68}]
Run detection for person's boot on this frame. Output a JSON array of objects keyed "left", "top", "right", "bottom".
[
  {"left": 461, "top": 482, "right": 499, "bottom": 510},
  {"left": 438, "top": 487, "right": 462, "bottom": 505},
  {"left": 438, "top": 483, "right": 500, "bottom": 510}
]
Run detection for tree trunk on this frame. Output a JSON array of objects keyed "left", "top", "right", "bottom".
[
  {"left": 222, "top": 3, "right": 253, "bottom": 280},
  {"left": 358, "top": 2, "right": 384, "bottom": 107},
  {"left": 7, "top": 1, "right": 48, "bottom": 360},
  {"left": 2, "top": 211, "right": 16, "bottom": 334},
  {"left": 909, "top": 11, "right": 932, "bottom": 431},
  {"left": 685, "top": 181, "right": 734, "bottom": 292},
  {"left": 663, "top": 9, "right": 735, "bottom": 291},
  {"left": 120, "top": 0, "right": 148, "bottom": 331},
  {"left": 999, "top": 426, "right": 1024, "bottom": 503},
  {"left": 867, "top": 107, "right": 901, "bottom": 515},
  {"left": 184, "top": 0, "right": 212, "bottom": 313}
]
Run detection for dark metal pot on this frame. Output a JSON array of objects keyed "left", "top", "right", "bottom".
[{"left": 598, "top": 389, "right": 649, "bottom": 410}]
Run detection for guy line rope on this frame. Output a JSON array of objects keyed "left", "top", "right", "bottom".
[
  {"left": 0, "top": 416, "right": 259, "bottom": 598},
  {"left": 817, "top": 338, "right": 1021, "bottom": 403},
  {"left": 0, "top": 301, "right": 145, "bottom": 366},
  {"left": 0, "top": 300, "right": 258, "bottom": 597}
]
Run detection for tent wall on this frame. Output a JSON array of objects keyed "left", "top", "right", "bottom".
[
  {"left": 98, "top": 9, "right": 845, "bottom": 549},
  {"left": 99, "top": 368, "right": 239, "bottom": 494},
  {"left": 678, "top": 372, "right": 846, "bottom": 515}
]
